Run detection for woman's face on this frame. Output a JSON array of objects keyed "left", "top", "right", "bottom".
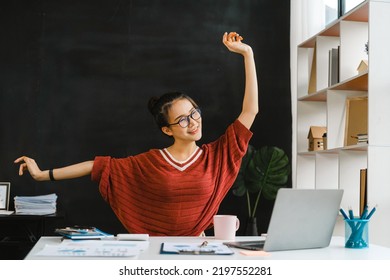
[{"left": 163, "top": 98, "right": 202, "bottom": 142}]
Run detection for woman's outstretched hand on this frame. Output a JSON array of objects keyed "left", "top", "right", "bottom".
[
  {"left": 222, "top": 31, "right": 252, "bottom": 55},
  {"left": 14, "top": 156, "right": 46, "bottom": 181}
]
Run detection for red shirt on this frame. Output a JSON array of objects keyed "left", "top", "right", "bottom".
[{"left": 91, "top": 119, "right": 252, "bottom": 236}]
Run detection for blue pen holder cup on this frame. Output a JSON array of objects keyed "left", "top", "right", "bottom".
[{"left": 344, "top": 219, "right": 369, "bottom": 249}]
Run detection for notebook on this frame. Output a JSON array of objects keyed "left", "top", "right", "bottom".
[{"left": 224, "top": 188, "right": 343, "bottom": 252}]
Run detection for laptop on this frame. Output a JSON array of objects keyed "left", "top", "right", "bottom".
[{"left": 224, "top": 188, "right": 343, "bottom": 252}]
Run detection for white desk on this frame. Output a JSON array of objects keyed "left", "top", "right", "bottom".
[{"left": 24, "top": 236, "right": 390, "bottom": 260}]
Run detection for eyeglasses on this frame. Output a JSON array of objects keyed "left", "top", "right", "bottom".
[{"left": 168, "top": 108, "right": 201, "bottom": 128}]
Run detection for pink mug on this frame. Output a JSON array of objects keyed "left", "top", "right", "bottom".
[{"left": 213, "top": 215, "right": 240, "bottom": 240}]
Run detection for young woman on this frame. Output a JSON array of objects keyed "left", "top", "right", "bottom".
[{"left": 14, "top": 31, "right": 258, "bottom": 236}]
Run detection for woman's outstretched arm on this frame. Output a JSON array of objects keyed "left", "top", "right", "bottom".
[
  {"left": 222, "top": 32, "right": 259, "bottom": 130},
  {"left": 14, "top": 156, "right": 94, "bottom": 181}
]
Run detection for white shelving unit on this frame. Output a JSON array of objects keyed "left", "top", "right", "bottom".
[{"left": 295, "top": 0, "right": 390, "bottom": 247}]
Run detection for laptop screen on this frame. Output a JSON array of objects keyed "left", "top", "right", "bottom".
[{"left": 224, "top": 189, "right": 343, "bottom": 252}]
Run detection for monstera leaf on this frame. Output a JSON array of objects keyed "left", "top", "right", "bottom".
[{"left": 232, "top": 145, "right": 290, "bottom": 217}]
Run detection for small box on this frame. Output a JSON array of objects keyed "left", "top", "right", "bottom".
[{"left": 307, "top": 126, "right": 327, "bottom": 151}]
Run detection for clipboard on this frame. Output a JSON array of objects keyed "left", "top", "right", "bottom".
[{"left": 160, "top": 242, "right": 234, "bottom": 255}]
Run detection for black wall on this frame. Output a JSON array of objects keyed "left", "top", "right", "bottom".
[{"left": 0, "top": 0, "right": 291, "bottom": 235}]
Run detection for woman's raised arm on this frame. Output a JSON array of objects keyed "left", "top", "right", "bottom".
[
  {"left": 222, "top": 32, "right": 259, "bottom": 129},
  {"left": 14, "top": 156, "right": 94, "bottom": 181}
]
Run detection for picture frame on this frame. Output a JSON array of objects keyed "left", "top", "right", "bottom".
[
  {"left": 344, "top": 96, "right": 368, "bottom": 146},
  {"left": 0, "top": 182, "right": 11, "bottom": 210}
]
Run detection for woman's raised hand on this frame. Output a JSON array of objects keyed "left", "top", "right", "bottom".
[{"left": 222, "top": 32, "right": 252, "bottom": 55}]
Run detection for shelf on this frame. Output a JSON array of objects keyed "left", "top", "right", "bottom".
[
  {"left": 298, "top": 143, "right": 368, "bottom": 156},
  {"left": 295, "top": 0, "right": 390, "bottom": 247},
  {"left": 298, "top": 1, "right": 368, "bottom": 48},
  {"left": 299, "top": 25, "right": 340, "bottom": 48},
  {"left": 343, "top": 1, "right": 368, "bottom": 22},
  {"left": 298, "top": 72, "right": 368, "bottom": 102}
]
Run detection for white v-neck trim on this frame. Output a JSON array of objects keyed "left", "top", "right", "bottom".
[
  {"left": 163, "top": 147, "right": 200, "bottom": 164},
  {"left": 159, "top": 147, "right": 203, "bottom": 171}
]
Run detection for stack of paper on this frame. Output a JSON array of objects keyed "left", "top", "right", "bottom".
[{"left": 14, "top": 193, "right": 57, "bottom": 215}]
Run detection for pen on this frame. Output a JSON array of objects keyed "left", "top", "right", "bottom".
[
  {"left": 360, "top": 205, "right": 368, "bottom": 219},
  {"left": 348, "top": 207, "right": 354, "bottom": 219},
  {"left": 178, "top": 249, "right": 216, "bottom": 255},
  {"left": 339, "top": 208, "right": 349, "bottom": 220},
  {"left": 366, "top": 205, "right": 377, "bottom": 220}
]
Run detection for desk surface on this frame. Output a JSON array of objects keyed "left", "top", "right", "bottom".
[
  {"left": 0, "top": 212, "right": 63, "bottom": 220},
  {"left": 24, "top": 236, "right": 390, "bottom": 260}
]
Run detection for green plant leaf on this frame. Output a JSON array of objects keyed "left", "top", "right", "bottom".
[
  {"left": 252, "top": 146, "right": 290, "bottom": 200},
  {"left": 244, "top": 158, "right": 262, "bottom": 192},
  {"left": 232, "top": 145, "right": 290, "bottom": 217},
  {"left": 262, "top": 183, "right": 284, "bottom": 200}
]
